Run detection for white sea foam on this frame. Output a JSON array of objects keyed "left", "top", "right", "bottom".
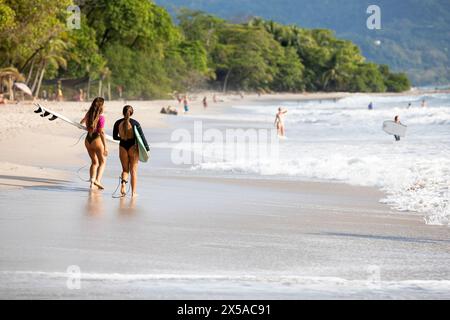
[
  {"left": 1, "top": 271, "right": 449, "bottom": 299},
  {"left": 188, "top": 93, "right": 450, "bottom": 226}
]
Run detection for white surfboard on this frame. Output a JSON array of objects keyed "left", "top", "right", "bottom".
[
  {"left": 134, "top": 126, "right": 149, "bottom": 163},
  {"left": 34, "top": 103, "right": 118, "bottom": 144},
  {"left": 383, "top": 120, "right": 407, "bottom": 137}
]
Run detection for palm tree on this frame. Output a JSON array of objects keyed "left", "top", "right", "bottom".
[
  {"left": 32, "top": 39, "right": 68, "bottom": 97},
  {"left": 321, "top": 53, "right": 349, "bottom": 91}
]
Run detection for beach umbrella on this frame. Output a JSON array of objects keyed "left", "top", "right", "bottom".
[{"left": 14, "top": 82, "right": 33, "bottom": 96}]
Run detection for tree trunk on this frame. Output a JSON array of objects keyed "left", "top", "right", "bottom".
[
  {"left": 8, "top": 75, "right": 14, "bottom": 101},
  {"left": 35, "top": 65, "right": 46, "bottom": 98},
  {"left": 98, "top": 79, "right": 102, "bottom": 97},
  {"left": 107, "top": 81, "right": 111, "bottom": 101},
  {"left": 26, "top": 59, "right": 35, "bottom": 85},
  {"left": 87, "top": 77, "right": 91, "bottom": 100},
  {"left": 223, "top": 69, "right": 231, "bottom": 93},
  {"left": 31, "top": 63, "right": 42, "bottom": 94}
]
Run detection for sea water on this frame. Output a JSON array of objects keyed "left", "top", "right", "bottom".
[{"left": 177, "top": 93, "right": 450, "bottom": 226}]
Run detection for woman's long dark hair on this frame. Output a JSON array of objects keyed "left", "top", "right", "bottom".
[
  {"left": 86, "top": 97, "right": 104, "bottom": 133},
  {"left": 120, "top": 105, "right": 134, "bottom": 140}
]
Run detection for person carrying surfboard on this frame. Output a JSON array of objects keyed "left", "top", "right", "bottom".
[
  {"left": 113, "top": 105, "right": 149, "bottom": 197},
  {"left": 80, "top": 97, "right": 108, "bottom": 190}
]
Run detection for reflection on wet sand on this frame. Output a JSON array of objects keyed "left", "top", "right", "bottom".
[
  {"left": 119, "top": 196, "right": 137, "bottom": 216},
  {"left": 86, "top": 190, "right": 104, "bottom": 216}
]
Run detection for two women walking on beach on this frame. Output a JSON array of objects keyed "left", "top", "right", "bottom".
[{"left": 81, "top": 98, "right": 149, "bottom": 197}]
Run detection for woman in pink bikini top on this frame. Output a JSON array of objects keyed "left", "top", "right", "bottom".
[{"left": 80, "top": 97, "right": 108, "bottom": 190}]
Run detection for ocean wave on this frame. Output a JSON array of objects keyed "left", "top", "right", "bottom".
[
  {"left": 193, "top": 142, "right": 450, "bottom": 226},
  {"left": 2, "top": 270, "right": 449, "bottom": 288}
]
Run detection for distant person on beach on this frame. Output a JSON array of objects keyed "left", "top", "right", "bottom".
[
  {"left": 0, "top": 93, "right": 7, "bottom": 104},
  {"left": 78, "top": 89, "right": 84, "bottom": 102},
  {"left": 394, "top": 115, "right": 402, "bottom": 141},
  {"left": 183, "top": 96, "right": 189, "bottom": 113},
  {"left": 56, "top": 82, "right": 63, "bottom": 101},
  {"left": 421, "top": 99, "right": 427, "bottom": 108},
  {"left": 80, "top": 97, "right": 108, "bottom": 190},
  {"left": 407, "top": 102, "right": 412, "bottom": 109},
  {"left": 368, "top": 102, "right": 374, "bottom": 110},
  {"left": 213, "top": 94, "right": 217, "bottom": 103},
  {"left": 274, "top": 107, "right": 288, "bottom": 137},
  {"left": 113, "top": 105, "right": 150, "bottom": 197},
  {"left": 202, "top": 96, "right": 208, "bottom": 109},
  {"left": 117, "top": 85, "right": 123, "bottom": 99}
]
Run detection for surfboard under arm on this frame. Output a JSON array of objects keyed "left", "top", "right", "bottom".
[
  {"left": 382, "top": 120, "right": 407, "bottom": 137},
  {"left": 34, "top": 103, "right": 119, "bottom": 144}
]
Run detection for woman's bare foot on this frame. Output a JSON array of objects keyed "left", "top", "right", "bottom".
[
  {"left": 93, "top": 181, "right": 105, "bottom": 190},
  {"left": 131, "top": 192, "right": 139, "bottom": 198},
  {"left": 120, "top": 182, "right": 127, "bottom": 196}
]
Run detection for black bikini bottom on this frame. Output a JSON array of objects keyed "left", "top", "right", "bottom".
[
  {"left": 85, "top": 132, "right": 100, "bottom": 144},
  {"left": 120, "top": 139, "right": 136, "bottom": 151}
]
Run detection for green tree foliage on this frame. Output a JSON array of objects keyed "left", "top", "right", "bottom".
[
  {"left": 156, "top": 0, "right": 449, "bottom": 86},
  {"left": 0, "top": 0, "right": 15, "bottom": 33},
  {"left": 0, "top": 0, "right": 72, "bottom": 69},
  {"left": 211, "top": 24, "right": 284, "bottom": 91},
  {"left": 0, "top": 1, "right": 411, "bottom": 100}
]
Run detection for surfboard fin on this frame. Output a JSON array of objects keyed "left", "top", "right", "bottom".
[
  {"left": 49, "top": 115, "right": 58, "bottom": 121},
  {"left": 34, "top": 107, "right": 43, "bottom": 113},
  {"left": 41, "top": 111, "right": 51, "bottom": 118}
]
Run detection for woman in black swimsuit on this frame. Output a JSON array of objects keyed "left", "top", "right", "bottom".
[{"left": 113, "top": 105, "right": 149, "bottom": 197}]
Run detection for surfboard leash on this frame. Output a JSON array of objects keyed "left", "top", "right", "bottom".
[
  {"left": 112, "top": 176, "right": 131, "bottom": 199},
  {"left": 70, "top": 132, "right": 87, "bottom": 147},
  {"left": 76, "top": 164, "right": 91, "bottom": 183}
]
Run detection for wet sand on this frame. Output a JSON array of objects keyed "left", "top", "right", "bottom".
[{"left": 0, "top": 173, "right": 449, "bottom": 299}]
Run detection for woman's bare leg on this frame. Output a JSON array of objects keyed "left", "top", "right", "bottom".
[
  {"left": 128, "top": 146, "right": 139, "bottom": 197},
  {"left": 85, "top": 141, "right": 99, "bottom": 189},
  {"left": 93, "top": 140, "right": 106, "bottom": 189},
  {"left": 119, "top": 147, "right": 130, "bottom": 196}
]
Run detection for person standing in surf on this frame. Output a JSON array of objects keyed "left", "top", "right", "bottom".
[
  {"left": 113, "top": 105, "right": 149, "bottom": 197},
  {"left": 274, "top": 107, "right": 288, "bottom": 137},
  {"left": 80, "top": 97, "right": 108, "bottom": 190},
  {"left": 394, "top": 115, "right": 402, "bottom": 141}
]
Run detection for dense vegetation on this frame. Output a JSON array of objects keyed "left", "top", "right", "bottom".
[
  {"left": 0, "top": 0, "right": 410, "bottom": 100},
  {"left": 157, "top": 0, "right": 450, "bottom": 86}
]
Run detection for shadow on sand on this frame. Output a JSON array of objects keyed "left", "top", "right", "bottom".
[{"left": 315, "top": 232, "right": 450, "bottom": 244}]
